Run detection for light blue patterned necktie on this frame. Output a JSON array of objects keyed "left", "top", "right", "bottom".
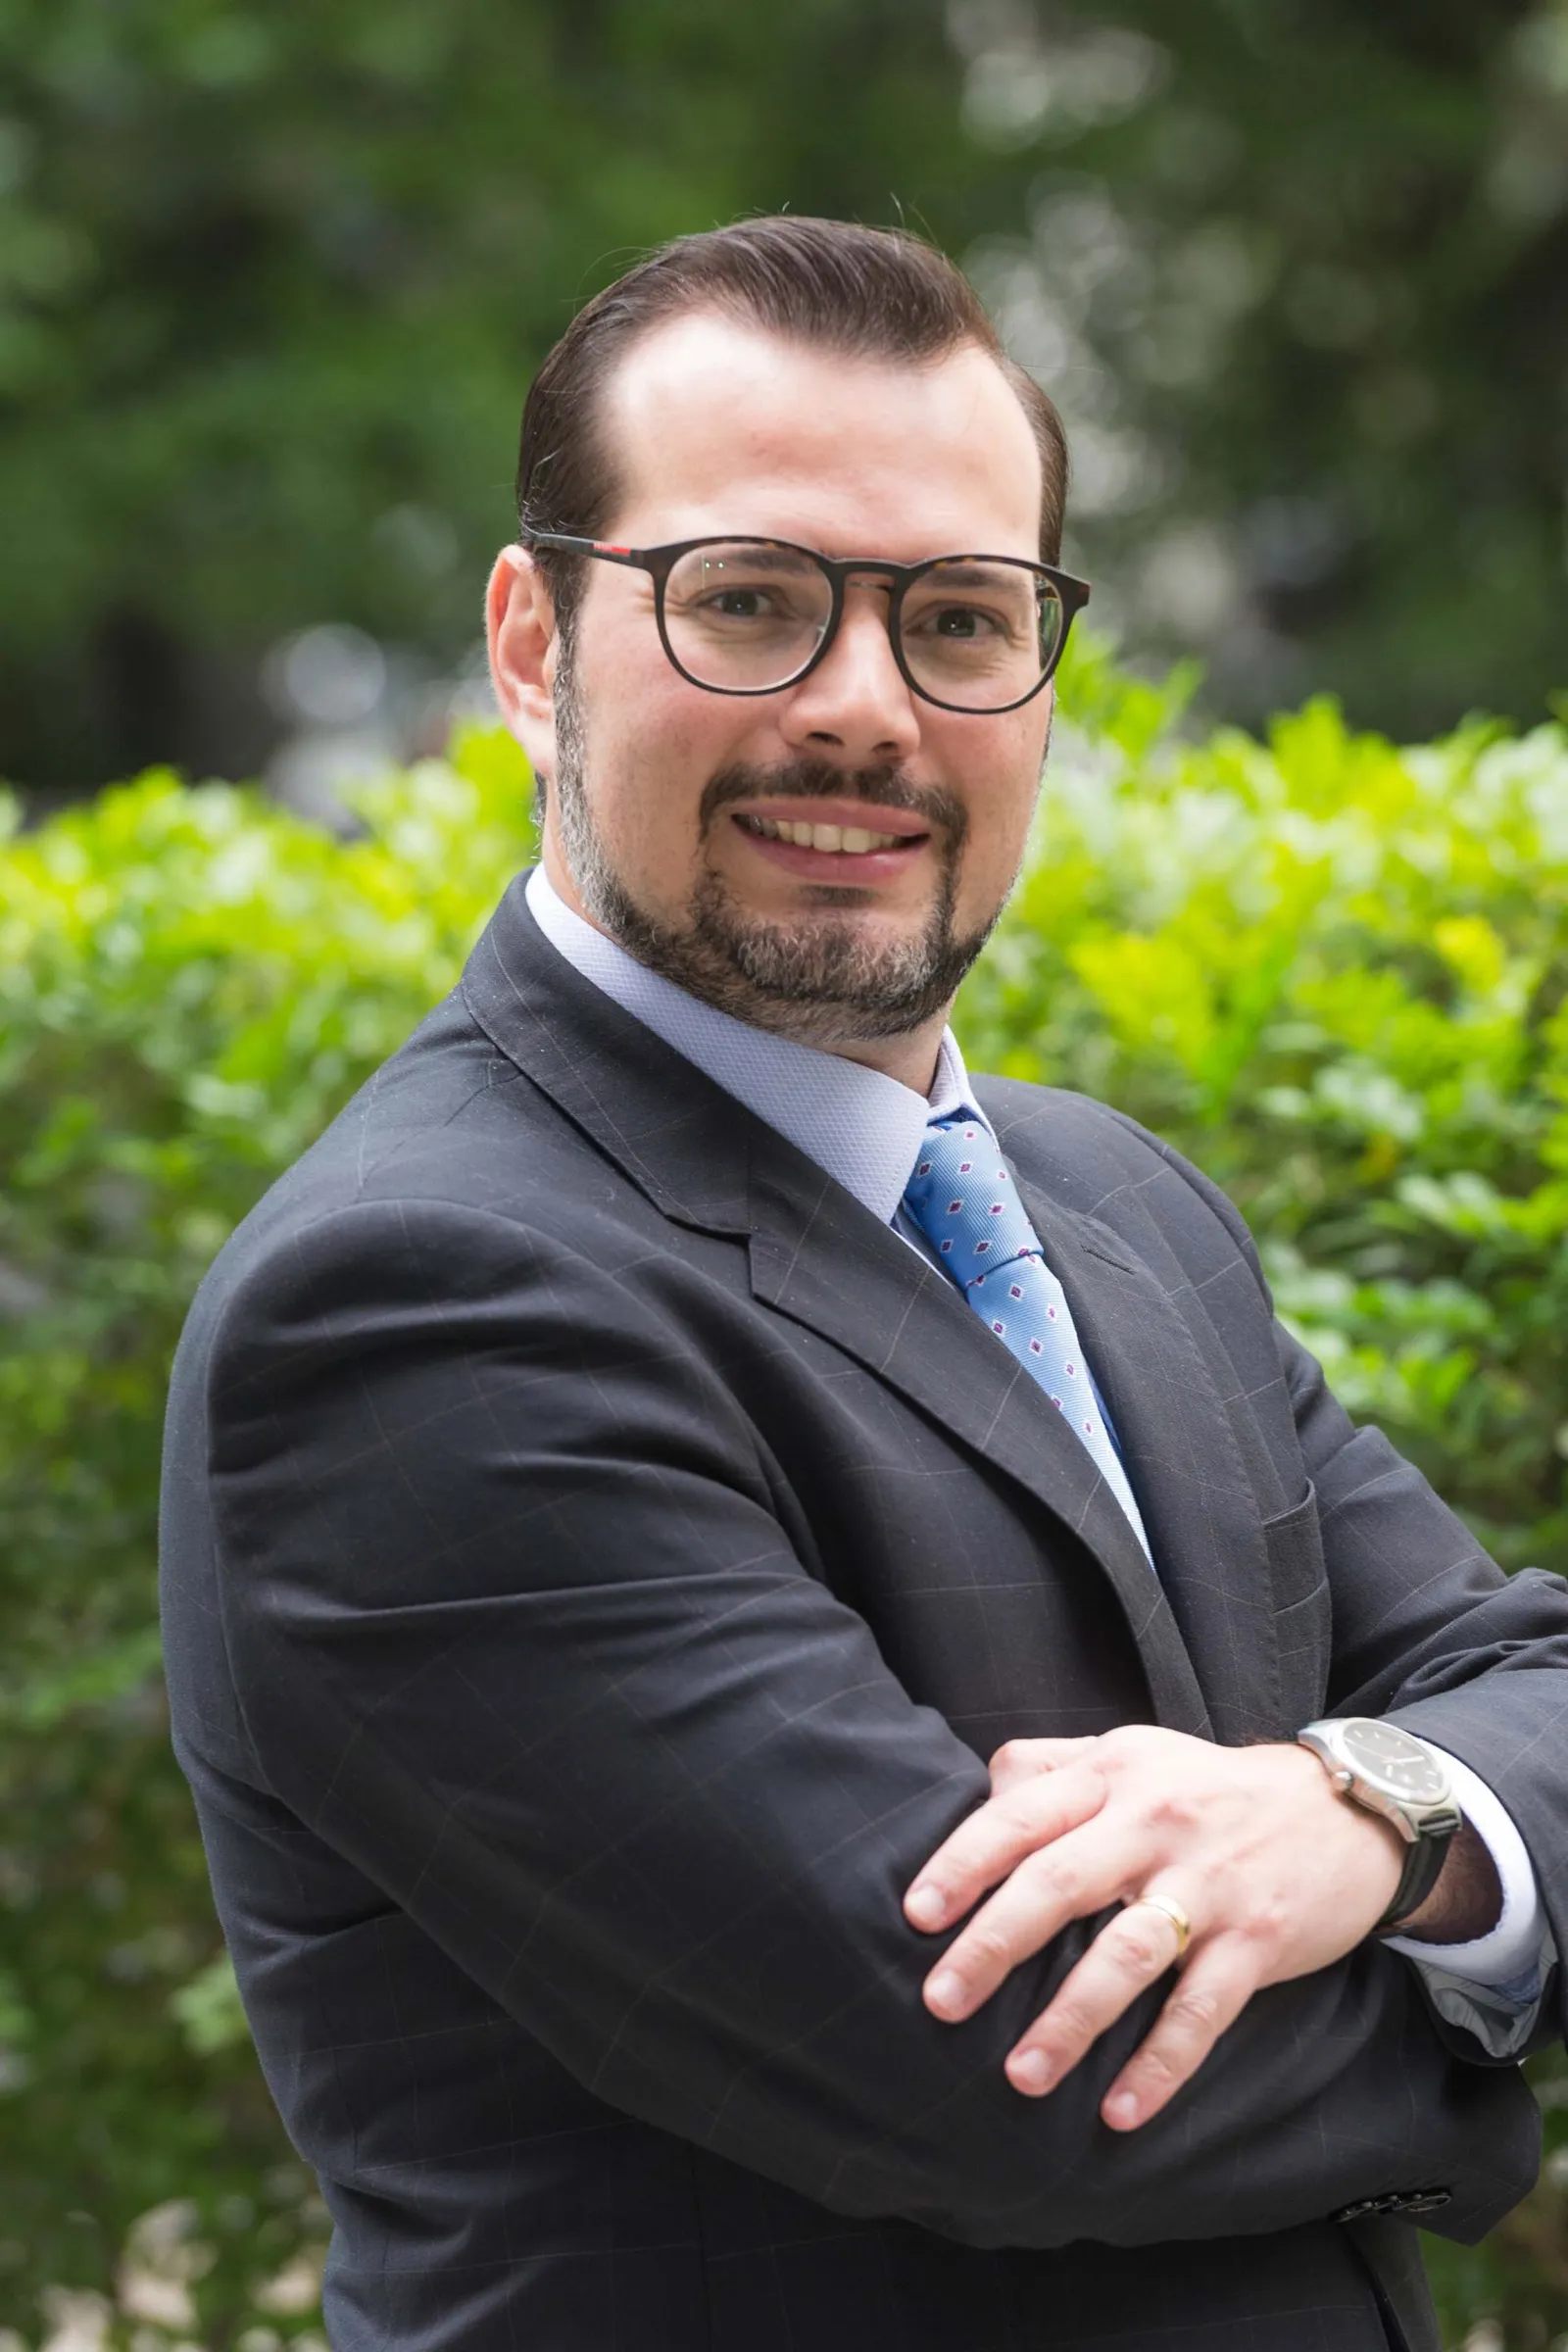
[{"left": 903, "top": 1114, "right": 1152, "bottom": 1559}]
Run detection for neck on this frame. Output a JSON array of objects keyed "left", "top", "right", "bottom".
[{"left": 822, "top": 1022, "right": 949, "bottom": 1094}]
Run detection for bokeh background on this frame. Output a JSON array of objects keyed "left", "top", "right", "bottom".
[
  {"left": 2, "top": 4, "right": 1567, "bottom": 2349},
  {"left": 6, "top": 0, "right": 1567, "bottom": 810}
]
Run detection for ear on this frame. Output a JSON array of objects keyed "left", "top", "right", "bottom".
[{"left": 486, "top": 546, "right": 559, "bottom": 778}]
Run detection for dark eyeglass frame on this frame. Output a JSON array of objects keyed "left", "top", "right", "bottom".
[{"left": 522, "top": 531, "right": 1091, "bottom": 714}]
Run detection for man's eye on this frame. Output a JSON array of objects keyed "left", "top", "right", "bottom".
[
  {"left": 695, "top": 586, "right": 791, "bottom": 621},
  {"left": 915, "top": 604, "right": 1005, "bottom": 640}
]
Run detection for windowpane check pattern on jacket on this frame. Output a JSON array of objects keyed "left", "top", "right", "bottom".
[{"left": 904, "top": 1114, "right": 1152, "bottom": 1560}]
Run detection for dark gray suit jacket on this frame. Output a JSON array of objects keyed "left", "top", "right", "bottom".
[{"left": 161, "top": 873, "right": 1568, "bottom": 2352}]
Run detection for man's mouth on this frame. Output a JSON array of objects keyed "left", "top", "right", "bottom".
[{"left": 734, "top": 812, "right": 916, "bottom": 856}]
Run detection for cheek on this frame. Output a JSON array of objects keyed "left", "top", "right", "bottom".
[
  {"left": 571, "top": 635, "right": 751, "bottom": 874},
  {"left": 952, "top": 723, "right": 1047, "bottom": 867}
]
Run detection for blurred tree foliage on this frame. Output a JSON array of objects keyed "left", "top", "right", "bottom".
[
  {"left": 0, "top": 0, "right": 990, "bottom": 795},
  {"left": 956, "top": 0, "right": 1568, "bottom": 736},
  {"left": 3, "top": 650, "right": 1568, "bottom": 2345},
  {"left": 1, "top": 0, "right": 1564, "bottom": 797}
]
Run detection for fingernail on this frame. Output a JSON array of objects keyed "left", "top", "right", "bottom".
[
  {"left": 926, "top": 1971, "right": 966, "bottom": 2019},
  {"left": 906, "top": 1885, "right": 947, "bottom": 1929},
  {"left": 1104, "top": 2091, "right": 1139, "bottom": 2129},
  {"left": 1008, "top": 2050, "right": 1053, "bottom": 2095}
]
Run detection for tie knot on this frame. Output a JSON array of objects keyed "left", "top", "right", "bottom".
[{"left": 903, "top": 1116, "right": 1040, "bottom": 1290}]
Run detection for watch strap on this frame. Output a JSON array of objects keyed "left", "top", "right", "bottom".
[{"left": 1374, "top": 1820, "right": 1455, "bottom": 1933}]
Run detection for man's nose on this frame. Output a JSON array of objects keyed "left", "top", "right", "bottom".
[{"left": 778, "top": 582, "right": 922, "bottom": 767}]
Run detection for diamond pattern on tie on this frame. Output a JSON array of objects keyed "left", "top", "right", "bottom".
[{"left": 903, "top": 1115, "right": 1151, "bottom": 1559}]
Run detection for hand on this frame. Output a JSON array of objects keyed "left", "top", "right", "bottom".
[{"left": 903, "top": 1726, "right": 1406, "bottom": 2132}]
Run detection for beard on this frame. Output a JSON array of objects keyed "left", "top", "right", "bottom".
[{"left": 549, "top": 647, "right": 1001, "bottom": 1048}]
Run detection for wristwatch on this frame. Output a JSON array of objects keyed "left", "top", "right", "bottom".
[{"left": 1297, "top": 1717, "right": 1463, "bottom": 1932}]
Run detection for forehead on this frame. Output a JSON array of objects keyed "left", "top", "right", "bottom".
[{"left": 598, "top": 313, "right": 1044, "bottom": 561}]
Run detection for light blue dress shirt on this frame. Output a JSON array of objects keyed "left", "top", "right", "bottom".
[{"left": 525, "top": 863, "right": 1550, "bottom": 2051}]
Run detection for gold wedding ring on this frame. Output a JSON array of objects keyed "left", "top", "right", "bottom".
[{"left": 1126, "top": 1890, "right": 1193, "bottom": 1962}]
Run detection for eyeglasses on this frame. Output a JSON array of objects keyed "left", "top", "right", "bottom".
[{"left": 522, "top": 533, "right": 1090, "bottom": 714}]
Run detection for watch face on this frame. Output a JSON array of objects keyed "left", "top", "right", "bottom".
[{"left": 1340, "top": 1720, "right": 1450, "bottom": 1804}]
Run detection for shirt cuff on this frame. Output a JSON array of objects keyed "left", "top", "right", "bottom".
[{"left": 1382, "top": 1744, "right": 1549, "bottom": 1986}]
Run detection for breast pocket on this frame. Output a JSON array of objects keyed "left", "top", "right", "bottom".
[{"left": 1262, "top": 1481, "right": 1333, "bottom": 1723}]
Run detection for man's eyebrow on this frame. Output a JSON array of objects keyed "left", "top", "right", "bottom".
[{"left": 913, "top": 560, "right": 1030, "bottom": 586}]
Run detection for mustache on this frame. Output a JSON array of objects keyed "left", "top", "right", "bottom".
[{"left": 699, "top": 758, "right": 966, "bottom": 848}]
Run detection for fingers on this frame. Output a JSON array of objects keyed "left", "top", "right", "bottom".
[
  {"left": 997, "top": 1891, "right": 1190, "bottom": 2092},
  {"left": 987, "top": 1737, "right": 1100, "bottom": 1795},
  {"left": 905, "top": 1758, "right": 1108, "bottom": 1936},
  {"left": 1097, "top": 1941, "right": 1254, "bottom": 2129},
  {"left": 1002, "top": 1911, "right": 1255, "bottom": 2127},
  {"left": 920, "top": 1814, "right": 1142, "bottom": 2022}
]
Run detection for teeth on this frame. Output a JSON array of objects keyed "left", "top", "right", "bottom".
[{"left": 741, "top": 814, "right": 906, "bottom": 853}]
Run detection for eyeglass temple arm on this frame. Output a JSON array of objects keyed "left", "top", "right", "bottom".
[{"left": 521, "top": 531, "right": 643, "bottom": 565}]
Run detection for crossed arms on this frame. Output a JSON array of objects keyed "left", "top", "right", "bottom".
[{"left": 202, "top": 1196, "right": 1566, "bottom": 2250}]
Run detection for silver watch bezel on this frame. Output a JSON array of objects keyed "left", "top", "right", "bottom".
[{"left": 1298, "top": 1717, "right": 1462, "bottom": 1844}]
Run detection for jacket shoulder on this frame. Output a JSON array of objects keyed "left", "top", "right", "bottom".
[{"left": 176, "top": 982, "right": 627, "bottom": 1381}]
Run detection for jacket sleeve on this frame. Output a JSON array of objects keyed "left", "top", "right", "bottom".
[
  {"left": 1280, "top": 1314, "right": 1568, "bottom": 2053},
  {"left": 1130, "top": 1117, "right": 1568, "bottom": 2059},
  {"left": 202, "top": 1196, "right": 1542, "bottom": 2253}
]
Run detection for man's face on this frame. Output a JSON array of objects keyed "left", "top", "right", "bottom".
[{"left": 491, "top": 314, "right": 1055, "bottom": 1060}]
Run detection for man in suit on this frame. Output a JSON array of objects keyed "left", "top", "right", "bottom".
[{"left": 161, "top": 218, "right": 1568, "bottom": 2352}]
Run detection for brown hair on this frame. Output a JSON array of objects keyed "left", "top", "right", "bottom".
[{"left": 514, "top": 217, "right": 1068, "bottom": 630}]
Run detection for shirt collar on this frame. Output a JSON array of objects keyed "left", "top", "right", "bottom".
[{"left": 524, "top": 864, "right": 988, "bottom": 1225}]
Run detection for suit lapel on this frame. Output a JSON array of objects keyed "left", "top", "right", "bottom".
[
  {"left": 462, "top": 875, "right": 756, "bottom": 1237},
  {"left": 744, "top": 1156, "right": 1212, "bottom": 1735},
  {"left": 1012, "top": 1174, "right": 1287, "bottom": 1746}
]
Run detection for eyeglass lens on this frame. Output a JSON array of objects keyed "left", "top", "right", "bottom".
[{"left": 661, "top": 542, "right": 1065, "bottom": 710}]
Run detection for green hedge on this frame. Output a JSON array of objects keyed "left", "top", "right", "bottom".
[{"left": 2, "top": 652, "right": 1565, "bottom": 2346}]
